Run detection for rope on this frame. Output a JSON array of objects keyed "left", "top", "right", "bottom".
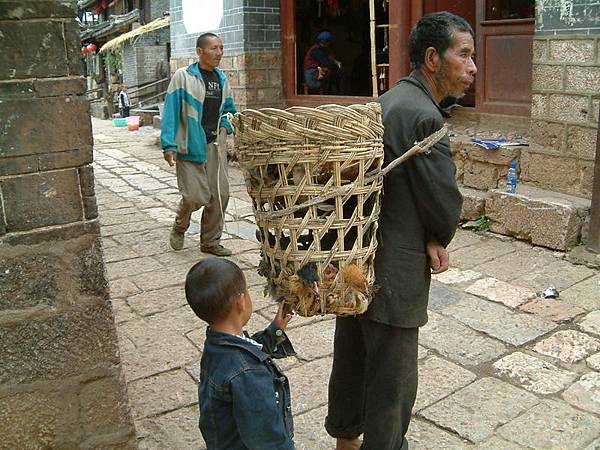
[{"left": 253, "top": 124, "right": 448, "bottom": 220}]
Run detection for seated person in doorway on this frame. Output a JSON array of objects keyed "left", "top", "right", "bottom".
[{"left": 303, "top": 31, "right": 344, "bottom": 94}]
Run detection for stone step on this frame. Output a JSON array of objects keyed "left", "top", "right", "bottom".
[
  {"left": 459, "top": 186, "right": 488, "bottom": 221},
  {"left": 451, "top": 135, "right": 525, "bottom": 191},
  {"left": 483, "top": 185, "right": 591, "bottom": 251}
]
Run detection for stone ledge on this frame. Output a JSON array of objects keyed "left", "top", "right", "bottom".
[
  {"left": 459, "top": 186, "right": 488, "bottom": 221},
  {"left": 485, "top": 185, "right": 590, "bottom": 251},
  {"left": 450, "top": 136, "right": 523, "bottom": 190}
]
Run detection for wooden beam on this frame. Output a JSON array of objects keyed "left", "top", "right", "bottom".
[
  {"left": 280, "top": 0, "right": 296, "bottom": 101},
  {"left": 587, "top": 102, "right": 600, "bottom": 253},
  {"left": 389, "top": 0, "right": 412, "bottom": 84},
  {"left": 369, "top": 0, "right": 378, "bottom": 97}
]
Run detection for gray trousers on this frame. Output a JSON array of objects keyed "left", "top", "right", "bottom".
[
  {"left": 326, "top": 316, "right": 418, "bottom": 450},
  {"left": 173, "top": 139, "right": 229, "bottom": 247}
]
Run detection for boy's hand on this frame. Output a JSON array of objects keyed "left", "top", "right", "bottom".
[{"left": 273, "top": 301, "right": 293, "bottom": 330}]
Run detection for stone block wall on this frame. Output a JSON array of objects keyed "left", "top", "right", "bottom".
[
  {"left": 123, "top": 28, "right": 170, "bottom": 87},
  {"left": 168, "top": 0, "right": 284, "bottom": 110},
  {"left": 528, "top": 35, "right": 599, "bottom": 198},
  {"left": 0, "top": 2, "right": 136, "bottom": 447},
  {"left": 150, "top": 0, "right": 170, "bottom": 21}
]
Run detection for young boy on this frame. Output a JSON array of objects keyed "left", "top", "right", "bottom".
[
  {"left": 117, "top": 84, "right": 130, "bottom": 118},
  {"left": 185, "top": 257, "right": 296, "bottom": 450}
]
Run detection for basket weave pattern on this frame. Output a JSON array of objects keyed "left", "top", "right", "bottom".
[{"left": 233, "top": 103, "right": 385, "bottom": 316}]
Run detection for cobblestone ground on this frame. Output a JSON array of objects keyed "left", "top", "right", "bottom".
[{"left": 92, "top": 119, "right": 600, "bottom": 449}]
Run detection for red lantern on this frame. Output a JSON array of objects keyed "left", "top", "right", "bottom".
[
  {"left": 101, "top": 0, "right": 109, "bottom": 8},
  {"left": 81, "top": 46, "right": 89, "bottom": 54},
  {"left": 87, "top": 43, "right": 97, "bottom": 53}
]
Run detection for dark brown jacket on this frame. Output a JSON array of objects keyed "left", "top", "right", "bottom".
[{"left": 365, "top": 72, "right": 463, "bottom": 328}]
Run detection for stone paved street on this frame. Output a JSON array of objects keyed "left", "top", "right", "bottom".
[{"left": 92, "top": 118, "right": 600, "bottom": 449}]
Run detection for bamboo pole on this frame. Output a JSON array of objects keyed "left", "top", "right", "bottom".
[{"left": 369, "top": 0, "right": 378, "bottom": 97}]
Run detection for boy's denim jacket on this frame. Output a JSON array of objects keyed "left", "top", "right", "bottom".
[{"left": 199, "top": 323, "right": 296, "bottom": 450}]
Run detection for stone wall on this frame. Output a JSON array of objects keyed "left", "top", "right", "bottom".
[
  {"left": 0, "top": 1, "right": 136, "bottom": 447},
  {"left": 150, "top": 0, "right": 170, "bottom": 21},
  {"left": 528, "top": 34, "right": 599, "bottom": 198},
  {"left": 123, "top": 27, "right": 170, "bottom": 87},
  {"left": 168, "top": 0, "right": 284, "bottom": 110}
]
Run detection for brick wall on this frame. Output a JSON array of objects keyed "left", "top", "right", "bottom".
[
  {"left": 528, "top": 35, "right": 599, "bottom": 198},
  {"left": 168, "top": 0, "right": 284, "bottom": 110},
  {"left": 0, "top": 2, "right": 136, "bottom": 447},
  {"left": 123, "top": 28, "right": 169, "bottom": 87},
  {"left": 150, "top": 0, "right": 169, "bottom": 20}
]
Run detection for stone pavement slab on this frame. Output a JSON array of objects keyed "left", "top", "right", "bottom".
[
  {"left": 497, "top": 399, "right": 600, "bottom": 449},
  {"left": 428, "top": 282, "right": 465, "bottom": 310},
  {"left": 532, "top": 330, "right": 600, "bottom": 363},
  {"left": 492, "top": 351, "right": 578, "bottom": 394},
  {"left": 562, "top": 372, "right": 600, "bottom": 414},
  {"left": 441, "top": 295, "right": 557, "bottom": 346},
  {"left": 473, "top": 436, "right": 528, "bottom": 449},
  {"left": 420, "top": 378, "right": 539, "bottom": 443},
  {"left": 579, "top": 310, "right": 600, "bottom": 337},
  {"left": 432, "top": 267, "right": 483, "bottom": 285},
  {"left": 465, "top": 277, "right": 537, "bottom": 307},
  {"left": 137, "top": 404, "right": 205, "bottom": 450},
  {"left": 292, "top": 406, "right": 335, "bottom": 450},
  {"left": 587, "top": 352, "right": 600, "bottom": 370},
  {"left": 407, "top": 418, "right": 472, "bottom": 449},
  {"left": 420, "top": 312, "right": 508, "bottom": 366},
  {"left": 414, "top": 356, "right": 477, "bottom": 412},
  {"left": 286, "top": 357, "right": 332, "bottom": 415},
  {"left": 519, "top": 297, "right": 586, "bottom": 323},
  {"left": 560, "top": 274, "right": 600, "bottom": 311},
  {"left": 127, "top": 369, "right": 198, "bottom": 420},
  {"left": 90, "top": 118, "right": 600, "bottom": 449},
  {"left": 449, "top": 237, "right": 517, "bottom": 269},
  {"left": 286, "top": 320, "right": 337, "bottom": 361}
]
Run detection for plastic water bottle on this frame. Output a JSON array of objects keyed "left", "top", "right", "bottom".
[{"left": 506, "top": 162, "right": 519, "bottom": 194}]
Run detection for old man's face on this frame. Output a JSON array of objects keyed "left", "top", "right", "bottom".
[{"left": 436, "top": 30, "right": 477, "bottom": 99}]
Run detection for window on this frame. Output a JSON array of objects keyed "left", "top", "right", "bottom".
[{"left": 486, "top": 0, "right": 535, "bottom": 20}]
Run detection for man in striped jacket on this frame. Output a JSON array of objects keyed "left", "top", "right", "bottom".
[{"left": 161, "top": 32, "right": 237, "bottom": 256}]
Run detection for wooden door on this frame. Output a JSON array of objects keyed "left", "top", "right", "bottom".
[{"left": 475, "top": 0, "right": 533, "bottom": 116}]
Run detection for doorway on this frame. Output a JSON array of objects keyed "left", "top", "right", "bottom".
[{"left": 294, "top": 0, "right": 390, "bottom": 97}]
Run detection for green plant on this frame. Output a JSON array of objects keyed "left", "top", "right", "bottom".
[
  {"left": 475, "top": 215, "right": 490, "bottom": 233},
  {"left": 104, "top": 50, "right": 122, "bottom": 73}
]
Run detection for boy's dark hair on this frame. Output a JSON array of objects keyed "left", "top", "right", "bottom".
[
  {"left": 408, "top": 11, "right": 474, "bottom": 71},
  {"left": 196, "top": 32, "right": 219, "bottom": 49},
  {"left": 185, "top": 257, "right": 247, "bottom": 323}
]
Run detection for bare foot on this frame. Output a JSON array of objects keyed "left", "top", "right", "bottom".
[{"left": 336, "top": 437, "right": 362, "bottom": 450}]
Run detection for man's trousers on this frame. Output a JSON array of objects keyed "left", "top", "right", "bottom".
[
  {"left": 173, "top": 140, "right": 229, "bottom": 247},
  {"left": 325, "top": 316, "right": 418, "bottom": 450}
]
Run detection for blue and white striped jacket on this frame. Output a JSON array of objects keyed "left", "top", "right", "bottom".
[{"left": 161, "top": 62, "right": 237, "bottom": 163}]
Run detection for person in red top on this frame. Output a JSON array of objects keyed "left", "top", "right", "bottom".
[{"left": 303, "top": 31, "right": 343, "bottom": 94}]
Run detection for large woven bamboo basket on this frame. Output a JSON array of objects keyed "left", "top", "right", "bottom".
[
  {"left": 232, "top": 103, "right": 384, "bottom": 316},
  {"left": 232, "top": 103, "right": 448, "bottom": 317}
]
